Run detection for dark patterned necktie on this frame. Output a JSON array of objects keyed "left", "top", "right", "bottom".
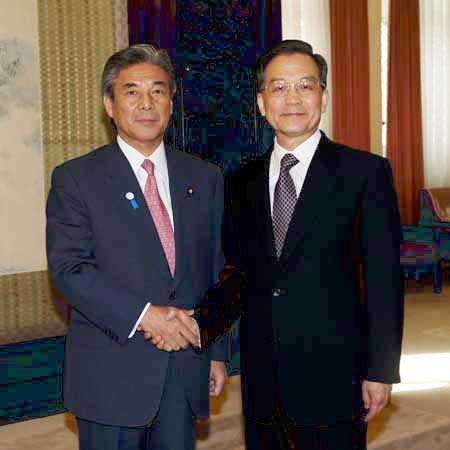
[{"left": 273, "top": 154, "right": 299, "bottom": 258}]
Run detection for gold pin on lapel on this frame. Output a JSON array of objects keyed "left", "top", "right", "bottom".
[{"left": 186, "top": 186, "right": 194, "bottom": 197}]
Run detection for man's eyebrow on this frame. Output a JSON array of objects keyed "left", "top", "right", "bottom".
[
  {"left": 268, "top": 76, "right": 317, "bottom": 82},
  {"left": 122, "top": 82, "right": 139, "bottom": 89},
  {"left": 151, "top": 80, "right": 168, "bottom": 87},
  {"left": 121, "top": 80, "right": 168, "bottom": 89}
]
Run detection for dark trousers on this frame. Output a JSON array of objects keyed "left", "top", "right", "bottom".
[
  {"left": 77, "top": 358, "right": 195, "bottom": 450},
  {"left": 245, "top": 377, "right": 367, "bottom": 450},
  {"left": 245, "top": 416, "right": 367, "bottom": 450}
]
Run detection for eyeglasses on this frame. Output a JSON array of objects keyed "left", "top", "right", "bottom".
[{"left": 261, "top": 78, "right": 326, "bottom": 97}]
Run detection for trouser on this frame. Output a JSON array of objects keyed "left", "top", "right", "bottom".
[
  {"left": 244, "top": 414, "right": 367, "bottom": 450},
  {"left": 77, "top": 357, "right": 195, "bottom": 450},
  {"left": 245, "top": 373, "right": 367, "bottom": 450}
]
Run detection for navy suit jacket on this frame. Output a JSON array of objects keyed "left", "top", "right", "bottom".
[
  {"left": 46, "top": 141, "right": 227, "bottom": 427},
  {"left": 224, "top": 133, "right": 404, "bottom": 426}
]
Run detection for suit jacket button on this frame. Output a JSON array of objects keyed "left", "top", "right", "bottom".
[
  {"left": 272, "top": 288, "right": 281, "bottom": 297},
  {"left": 169, "top": 291, "right": 176, "bottom": 301}
]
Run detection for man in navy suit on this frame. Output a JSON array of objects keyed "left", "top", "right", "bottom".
[{"left": 46, "top": 44, "right": 228, "bottom": 450}]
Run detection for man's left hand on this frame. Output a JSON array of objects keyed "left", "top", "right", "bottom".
[
  {"left": 362, "top": 380, "right": 392, "bottom": 422},
  {"left": 209, "top": 360, "right": 227, "bottom": 397}
]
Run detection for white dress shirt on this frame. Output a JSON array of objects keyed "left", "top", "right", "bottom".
[
  {"left": 269, "top": 129, "right": 321, "bottom": 215},
  {"left": 117, "top": 135, "right": 174, "bottom": 338},
  {"left": 118, "top": 135, "right": 174, "bottom": 228}
]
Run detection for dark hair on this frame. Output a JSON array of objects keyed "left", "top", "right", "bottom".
[
  {"left": 101, "top": 44, "right": 176, "bottom": 100},
  {"left": 256, "top": 40, "right": 328, "bottom": 91}
]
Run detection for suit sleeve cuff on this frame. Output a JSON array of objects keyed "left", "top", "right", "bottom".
[{"left": 128, "top": 303, "right": 151, "bottom": 338}]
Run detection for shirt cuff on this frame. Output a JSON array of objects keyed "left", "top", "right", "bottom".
[
  {"left": 193, "top": 318, "right": 201, "bottom": 349},
  {"left": 128, "top": 303, "right": 151, "bottom": 338}
]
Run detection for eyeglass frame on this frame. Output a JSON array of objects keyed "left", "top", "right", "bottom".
[{"left": 259, "top": 77, "right": 327, "bottom": 97}]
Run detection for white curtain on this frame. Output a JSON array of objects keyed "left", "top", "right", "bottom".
[
  {"left": 420, "top": 0, "right": 450, "bottom": 187},
  {"left": 281, "top": 0, "right": 333, "bottom": 138}
]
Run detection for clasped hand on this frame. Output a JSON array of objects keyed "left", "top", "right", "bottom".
[{"left": 137, "top": 305, "right": 200, "bottom": 352}]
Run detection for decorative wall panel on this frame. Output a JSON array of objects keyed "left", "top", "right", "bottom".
[
  {"left": 176, "top": 1, "right": 259, "bottom": 172},
  {"left": 0, "top": 272, "right": 68, "bottom": 345},
  {"left": 114, "top": 0, "right": 130, "bottom": 50},
  {"left": 175, "top": 0, "right": 278, "bottom": 173},
  {"left": 39, "top": 0, "right": 122, "bottom": 187},
  {"left": 0, "top": 0, "right": 46, "bottom": 275}
]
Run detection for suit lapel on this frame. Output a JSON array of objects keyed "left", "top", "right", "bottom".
[
  {"left": 166, "top": 146, "right": 190, "bottom": 287},
  {"left": 253, "top": 150, "right": 278, "bottom": 265},
  {"left": 279, "top": 134, "right": 340, "bottom": 265},
  {"left": 103, "top": 141, "right": 172, "bottom": 278}
]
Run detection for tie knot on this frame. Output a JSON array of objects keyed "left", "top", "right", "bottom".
[
  {"left": 142, "top": 159, "right": 154, "bottom": 176},
  {"left": 280, "top": 154, "right": 299, "bottom": 172}
]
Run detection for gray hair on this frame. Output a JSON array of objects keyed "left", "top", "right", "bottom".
[
  {"left": 256, "top": 40, "right": 328, "bottom": 91},
  {"left": 101, "top": 44, "right": 177, "bottom": 100}
]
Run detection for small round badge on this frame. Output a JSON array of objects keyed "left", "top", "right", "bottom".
[{"left": 126, "top": 192, "right": 135, "bottom": 200}]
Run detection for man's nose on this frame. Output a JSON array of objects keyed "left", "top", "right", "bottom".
[
  {"left": 285, "top": 86, "right": 303, "bottom": 104},
  {"left": 140, "top": 92, "right": 154, "bottom": 110}
]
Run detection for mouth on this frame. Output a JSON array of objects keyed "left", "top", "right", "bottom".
[
  {"left": 281, "top": 112, "right": 305, "bottom": 117},
  {"left": 136, "top": 118, "right": 159, "bottom": 124}
]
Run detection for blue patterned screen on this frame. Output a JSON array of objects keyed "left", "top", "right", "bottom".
[{"left": 129, "top": 0, "right": 281, "bottom": 174}]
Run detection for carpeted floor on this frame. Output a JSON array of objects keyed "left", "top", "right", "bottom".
[
  {"left": 367, "top": 279, "right": 450, "bottom": 450},
  {"left": 2, "top": 278, "right": 450, "bottom": 450}
]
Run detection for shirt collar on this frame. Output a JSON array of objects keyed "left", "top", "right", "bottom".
[
  {"left": 117, "top": 135, "right": 167, "bottom": 175},
  {"left": 273, "top": 129, "right": 321, "bottom": 169}
]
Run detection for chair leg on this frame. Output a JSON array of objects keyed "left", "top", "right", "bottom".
[{"left": 433, "top": 260, "right": 442, "bottom": 294}]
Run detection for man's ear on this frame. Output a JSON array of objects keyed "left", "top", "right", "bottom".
[
  {"left": 257, "top": 93, "right": 266, "bottom": 117},
  {"left": 103, "top": 95, "right": 114, "bottom": 119},
  {"left": 321, "top": 89, "right": 329, "bottom": 114}
]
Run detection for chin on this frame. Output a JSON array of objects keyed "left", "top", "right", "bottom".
[
  {"left": 137, "top": 131, "right": 163, "bottom": 141},
  {"left": 283, "top": 128, "right": 308, "bottom": 137},
  {"left": 280, "top": 119, "right": 307, "bottom": 131}
]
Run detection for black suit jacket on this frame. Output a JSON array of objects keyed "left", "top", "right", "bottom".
[
  {"left": 224, "top": 132, "right": 403, "bottom": 426},
  {"left": 46, "top": 141, "right": 227, "bottom": 427}
]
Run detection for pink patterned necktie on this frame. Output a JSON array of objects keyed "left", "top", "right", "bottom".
[{"left": 142, "top": 159, "right": 176, "bottom": 277}]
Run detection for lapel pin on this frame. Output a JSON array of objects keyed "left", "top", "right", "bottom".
[
  {"left": 125, "top": 192, "right": 139, "bottom": 209},
  {"left": 186, "top": 186, "right": 194, "bottom": 197}
]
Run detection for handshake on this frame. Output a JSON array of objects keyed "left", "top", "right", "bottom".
[
  {"left": 137, "top": 265, "right": 245, "bottom": 353},
  {"left": 137, "top": 306, "right": 200, "bottom": 352}
]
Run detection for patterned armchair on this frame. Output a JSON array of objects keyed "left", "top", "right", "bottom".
[
  {"left": 401, "top": 225, "right": 441, "bottom": 293},
  {"left": 419, "top": 188, "right": 450, "bottom": 261}
]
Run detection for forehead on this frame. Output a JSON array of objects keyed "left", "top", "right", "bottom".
[
  {"left": 264, "top": 53, "right": 319, "bottom": 81},
  {"left": 115, "top": 63, "right": 169, "bottom": 86}
]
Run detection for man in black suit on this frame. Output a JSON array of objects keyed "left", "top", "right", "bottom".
[
  {"left": 46, "top": 44, "right": 227, "bottom": 450},
  {"left": 223, "top": 40, "right": 403, "bottom": 449}
]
